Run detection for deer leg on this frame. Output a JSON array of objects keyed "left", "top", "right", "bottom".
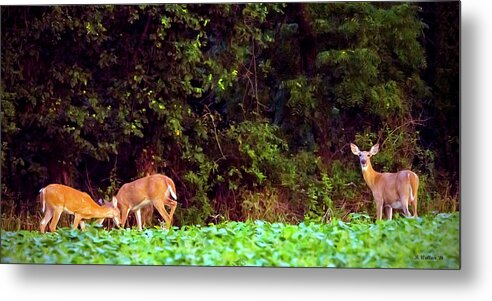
[
  {"left": 80, "top": 221, "right": 86, "bottom": 230},
  {"left": 410, "top": 174, "right": 419, "bottom": 217},
  {"left": 409, "top": 185, "right": 418, "bottom": 217},
  {"left": 40, "top": 208, "right": 54, "bottom": 233},
  {"left": 385, "top": 206, "right": 393, "bottom": 220},
  {"left": 401, "top": 175, "right": 416, "bottom": 218},
  {"left": 401, "top": 196, "right": 412, "bottom": 218},
  {"left": 49, "top": 208, "right": 63, "bottom": 232},
  {"left": 412, "top": 195, "right": 418, "bottom": 217},
  {"left": 135, "top": 208, "right": 143, "bottom": 230},
  {"left": 403, "top": 207, "right": 411, "bottom": 217},
  {"left": 152, "top": 199, "right": 172, "bottom": 229},
  {"left": 166, "top": 200, "right": 178, "bottom": 227},
  {"left": 376, "top": 200, "right": 384, "bottom": 221},
  {"left": 120, "top": 205, "right": 130, "bottom": 228},
  {"left": 73, "top": 214, "right": 82, "bottom": 230}
]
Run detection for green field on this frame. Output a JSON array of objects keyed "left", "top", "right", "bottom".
[{"left": 1, "top": 213, "right": 459, "bottom": 269}]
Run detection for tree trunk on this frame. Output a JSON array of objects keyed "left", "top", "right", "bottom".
[{"left": 295, "top": 3, "right": 317, "bottom": 78}]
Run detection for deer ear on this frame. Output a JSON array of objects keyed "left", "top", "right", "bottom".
[
  {"left": 370, "top": 144, "right": 379, "bottom": 155},
  {"left": 112, "top": 196, "right": 118, "bottom": 207},
  {"left": 350, "top": 143, "right": 360, "bottom": 155}
]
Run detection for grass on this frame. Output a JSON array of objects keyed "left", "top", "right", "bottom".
[{"left": 0, "top": 213, "right": 459, "bottom": 269}]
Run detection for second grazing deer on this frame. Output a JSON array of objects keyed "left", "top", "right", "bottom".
[
  {"left": 350, "top": 143, "right": 419, "bottom": 220},
  {"left": 115, "top": 174, "right": 178, "bottom": 230}
]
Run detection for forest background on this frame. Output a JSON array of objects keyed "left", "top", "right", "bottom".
[{"left": 1, "top": 2, "right": 459, "bottom": 229}]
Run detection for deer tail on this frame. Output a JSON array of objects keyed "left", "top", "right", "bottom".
[
  {"left": 39, "top": 188, "right": 46, "bottom": 213},
  {"left": 408, "top": 174, "right": 413, "bottom": 203},
  {"left": 168, "top": 185, "right": 177, "bottom": 200},
  {"left": 164, "top": 177, "right": 177, "bottom": 200},
  {"left": 401, "top": 174, "right": 415, "bottom": 218},
  {"left": 408, "top": 173, "right": 416, "bottom": 205}
]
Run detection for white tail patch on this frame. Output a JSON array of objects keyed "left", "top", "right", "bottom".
[
  {"left": 39, "top": 188, "right": 46, "bottom": 213},
  {"left": 168, "top": 185, "right": 177, "bottom": 200}
]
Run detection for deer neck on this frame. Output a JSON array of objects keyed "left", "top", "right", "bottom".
[{"left": 361, "top": 160, "right": 380, "bottom": 189}]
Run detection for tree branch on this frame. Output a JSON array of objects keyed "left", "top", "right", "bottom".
[{"left": 132, "top": 13, "right": 152, "bottom": 65}]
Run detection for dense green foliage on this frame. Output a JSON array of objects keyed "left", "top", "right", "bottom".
[
  {"left": 1, "top": 213, "right": 459, "bottom": 268},
  {"left": 1, "top": 3, "right": 459, "bottom": 228}
]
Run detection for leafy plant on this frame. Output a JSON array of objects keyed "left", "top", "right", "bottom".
[{"left": 1, "top": 213, "right": 460, "bottom": 269}]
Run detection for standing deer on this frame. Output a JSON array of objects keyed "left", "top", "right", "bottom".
[
  {"left": 115, "top": 174, "right": 177, "bottom": 230},
  {"left": 350, "top": 143, "right": 419, "bottom": 220},
  {"left": 39, "top": 184, "right": 120, "bottom": 233}
]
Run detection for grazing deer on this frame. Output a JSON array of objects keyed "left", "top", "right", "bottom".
[
  {"left": 350, "top": 143, "right": 419, "bottom": 220},
  {"left": 39, "top": 184, "right": 120, "bottom": 233},
  {"left": 115, "top": 174, "right": 177, "bottom": 230}
]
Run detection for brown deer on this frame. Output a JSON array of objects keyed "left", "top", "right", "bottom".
[
  {"left": 114, "top": 174, "right": 177, "bottom": 230},
  {"left": 351, "top": 143, "right": 419, "bottom": 220},
  {"left": 39, "top": 184, "right": 120, "bottom": 233}
]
